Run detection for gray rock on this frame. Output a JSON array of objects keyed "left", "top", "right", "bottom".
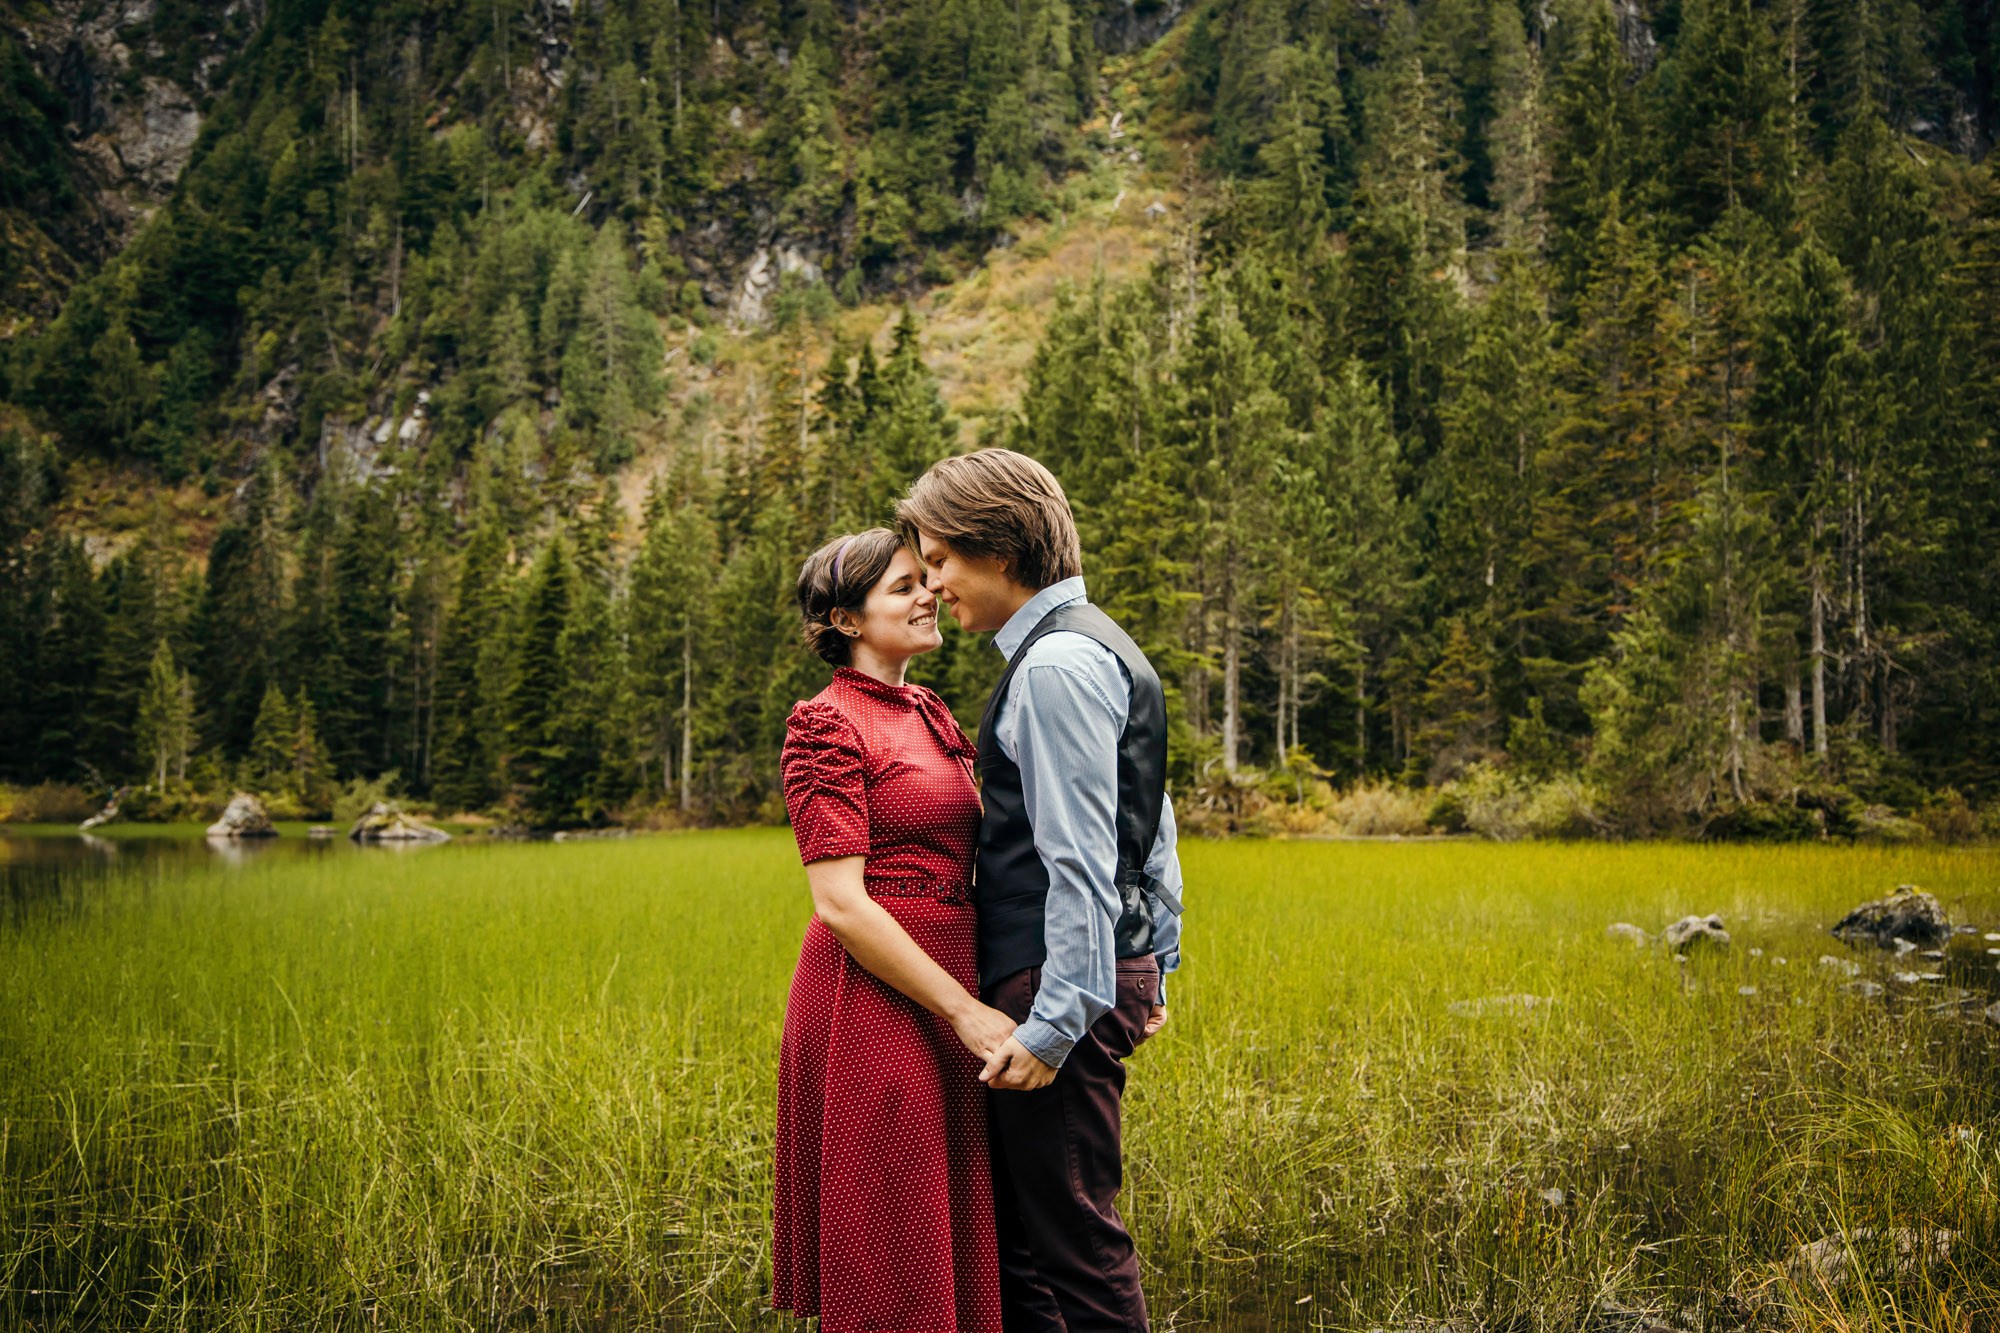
[
  {"left": 307, "top": 825, "right": 337, "bottom": 838},
  {"left": 1786, "top": 1228, "right": 1954, "bottom": 1290},
  {"left": 1447, "top": 993, "right": 1556, "bottom": 1018},
  {"left": 1843, "top": 980, "right": 1887, "bottom": 998},
  {"left": 205, "top": 792, "right": 277, "bottom": 838},
  {"left": 1831, "top": 886, "right": 1952, "bottom": 947},
  {"left": 1890, "top": 970, "right": 1944, "bottom": 984},
  {"left": 348, "top": 802, "right": 450, "bottom": 844},
  {"left": 1606, "top": 922, "right": 1651, "bottom": 946},
  {"left": 1817, "top": 955, "right": 1861, "bottom": 977},
  {"left": 551, "top": 827, "right": 629, "bottom": 842},
  {"left": 1663, "top": 914, "right": 1730, "bottom": 950},
  {"left": 1987, "top": 1001, "right": 2000, "bottom": 1029}
]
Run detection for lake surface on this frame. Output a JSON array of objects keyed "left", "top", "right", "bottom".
[{"left": 0, "top": 822, "right": 471, "bottom": 904}]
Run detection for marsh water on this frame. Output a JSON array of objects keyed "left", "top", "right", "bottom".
[{"left": 0, "top": 823, "right": 473, "bottom": 902}]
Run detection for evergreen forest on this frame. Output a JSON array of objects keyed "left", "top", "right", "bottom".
[{"left": 2, "top": 0, "right": 1998, "bottom": 837}]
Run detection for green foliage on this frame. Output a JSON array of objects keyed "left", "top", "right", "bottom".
[{"left": 2, "top": 0, "right": 1998, "bottom": 835}]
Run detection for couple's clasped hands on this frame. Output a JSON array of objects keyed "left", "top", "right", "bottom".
[
  {"left": 948, "top": 997, "right": 1169, "bottom": 1091},
  {"left": 949, "top": 1000, "right": 1055, "bottom": 1090}
]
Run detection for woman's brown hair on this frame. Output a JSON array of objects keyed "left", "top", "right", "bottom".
[
  {"left": 795, "top": 527, "right": 909, "bottom": 666},
  {"left": 894, "top": 448, "right": 1082, "bottom": 591}
]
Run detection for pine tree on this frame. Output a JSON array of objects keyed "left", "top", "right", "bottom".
[
  {"left": 505, "top": 537, "right": 573, "bottom": 823},
  {"left": 22, "top": 535, "right": 104, "bottom": 783},
  {"left": 198, "top": 454, "right": 289, "bottom": 756},
  {"left": 627, "top": 471, "right": 717, "bottom": 812},
  {"left": 250, "top": 681, "right": 298, "bottom": 791},
  {"left": 1432, "top": 252, "right": 1556, "bottom": 719},
  {"left": 1753, "top": 237, "right": 1861, "bottom": 761},
  {"left": 856, "top": 308, "right": 957, "bottom": 524},
  {"left": 88, "top": 542, "right": 173, "bottom": 778},
  {"left": 1171, "top": 287, "right": 1287, "bottom": 770},
  {"left": 1299, "top": 360, "right": 1413, "bottom": 774},
  {"left": 432, "top": 509, "right": 510, "bottom": 812},
  {"left": 1545, "top": 2, "right": 1640, "bottom": 301},
  {"left": 318, "top": 483, "right": 398, "bottom": 778},
  {"left": 136, "top": 639, "right": 195, "bottom": 788},
  {"left": 1655, "top": 0, "right": 1794, "bottom": 239}
]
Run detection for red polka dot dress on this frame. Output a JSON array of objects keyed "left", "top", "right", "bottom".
[{"left": 774, "top": 667, "right": 1002, "bottom": 1333}]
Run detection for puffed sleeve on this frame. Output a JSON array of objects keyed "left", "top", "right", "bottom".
[{"left": 781, "top": 700, "right": 871, "bottom": 864}]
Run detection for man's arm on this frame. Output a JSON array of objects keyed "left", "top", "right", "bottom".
[{"left": 981, "top": 655, "right": 1124, "bottom": 1087}]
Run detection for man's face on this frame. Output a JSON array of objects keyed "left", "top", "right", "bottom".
[{"left": 917, "top": 532, "right": 1026, "bottom": 634}]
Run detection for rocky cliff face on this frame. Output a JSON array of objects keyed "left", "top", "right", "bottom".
[
  {"left": 0, "top": 0, "right": 260, "bottom": 331},
  {"left": 18, "top": 0, "right": 260, "bottom": 239}
]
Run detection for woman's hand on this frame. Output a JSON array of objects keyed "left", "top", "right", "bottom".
[{"left": 948, "top": 999, "right": 1017, "bottom": 1062}]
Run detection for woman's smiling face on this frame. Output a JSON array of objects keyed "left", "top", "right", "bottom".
[{"left": 842, "top": 546, "right": 942, "bottom": 660}]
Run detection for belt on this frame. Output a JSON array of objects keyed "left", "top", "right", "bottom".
[{"left": 866, "top": 876, "right": 973, "bottom": 907}]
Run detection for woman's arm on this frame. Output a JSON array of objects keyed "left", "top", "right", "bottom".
[{"left": 806, "top": 856, "right": 1017, "bottom": 1060}]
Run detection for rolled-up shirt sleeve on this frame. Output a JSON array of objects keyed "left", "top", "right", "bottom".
[
  {"left": 1006, "top": 660, "right": 1124, "bottom": 1069},
  {"left": 1145, "top": 793, "right": 1184, "bottom": 1004}
]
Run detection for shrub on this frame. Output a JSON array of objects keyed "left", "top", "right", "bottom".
[
  {"left": 1430, "top": 764, "right": 1602, "bottom": 841},
  {"left": 1705, "top": 800, "right": 1825, "bottom": 842},
  {"left": 1324, "top": 781, "right": 1433, "bottom": 837},
  {"left": 1917, "top": 789, "right": 1985, "bottom": 843},
  {"left": 0, "top": 782, "right": 98, "bottom": 823},
  {"left": 333, "top": 772, "right": 402, "bottom": 825},
  {"left": 117, "top": 784, "right": 221, "bottom": 823}
]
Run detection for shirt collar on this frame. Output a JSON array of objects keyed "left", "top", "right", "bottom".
[{"left": 993, "top": 576, "right": 1088, "bottom": 663}]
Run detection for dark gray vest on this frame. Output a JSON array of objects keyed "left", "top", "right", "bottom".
[{"left": 974, "top": 602, "right": 1168, "bottom": 987}]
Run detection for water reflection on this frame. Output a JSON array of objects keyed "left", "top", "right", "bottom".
[{"left": 0, "top": 826, "right": 456, "bottom": 904}]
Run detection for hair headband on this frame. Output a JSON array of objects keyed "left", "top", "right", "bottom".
[{"left": 830, "top": 537, "right": 855, "bottom": 589}]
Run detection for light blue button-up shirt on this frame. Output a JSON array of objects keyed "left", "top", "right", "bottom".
[{"left": 989, "top": 576, "right": 1185, "bottom": 1069}]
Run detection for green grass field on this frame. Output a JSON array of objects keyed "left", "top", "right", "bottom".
[{"left": 2, "top": 832, "right": 1997, "bottom": 1330}]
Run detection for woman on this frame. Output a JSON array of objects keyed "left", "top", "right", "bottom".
[{"left": 773, "top": 527, "right": 1013, "bottom": 1332}]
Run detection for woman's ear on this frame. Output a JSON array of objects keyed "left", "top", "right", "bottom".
[{"left": 829, "top": 607, "right": 860, "bottom": 638}]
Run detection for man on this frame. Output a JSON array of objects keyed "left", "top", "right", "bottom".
[{"left": 897, "top": 448, "right": 1184, "bottom": 1332}]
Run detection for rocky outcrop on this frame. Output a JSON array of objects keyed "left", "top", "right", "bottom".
[
  {"left": 1093, "top": 1, "right": 1188, "bottom": 55},
  {"left": 1610, "top": 0, "right": 1659, "bottom": 74},
  {"left": 1605, "top": 922, "right": 1651, "bottom": 947},
  {"left": 3, "top": 0, "right": 263, "bottom": 280},
  {"left": 348, "top": 802, "right": 450, "bottom": 843},
  {"left": 727, "top": 242, "right": 824, "bottom": 327},
  {"left": 1663, "top": 914, "right": 1729, "bottom": 951},
  {"left": 206, "top": 792, "right": 277, "bottom": 837},
  {"left": 1831, "top": 886, "right": 1952, "bottom": 947}
]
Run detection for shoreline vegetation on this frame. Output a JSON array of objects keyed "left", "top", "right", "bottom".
[
  {"left": 6, "top": 770, "right": 1994, "bottom": 845},
  {"left": 4, "top": 833, "right": 1996, "bottom": 1331}
]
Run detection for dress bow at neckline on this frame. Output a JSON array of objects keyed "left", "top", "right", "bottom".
[{"left": 832, "top": 668, "right": 976, "bottom": 761}]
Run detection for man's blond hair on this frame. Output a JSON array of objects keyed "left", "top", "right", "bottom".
[{"left": 895, "top": 449, "right": 1082, "bottom": 591}]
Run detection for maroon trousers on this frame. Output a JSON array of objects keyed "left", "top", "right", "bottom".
[{"left": 982, "top": 956, "right": 1159, "bottom": 1332}]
